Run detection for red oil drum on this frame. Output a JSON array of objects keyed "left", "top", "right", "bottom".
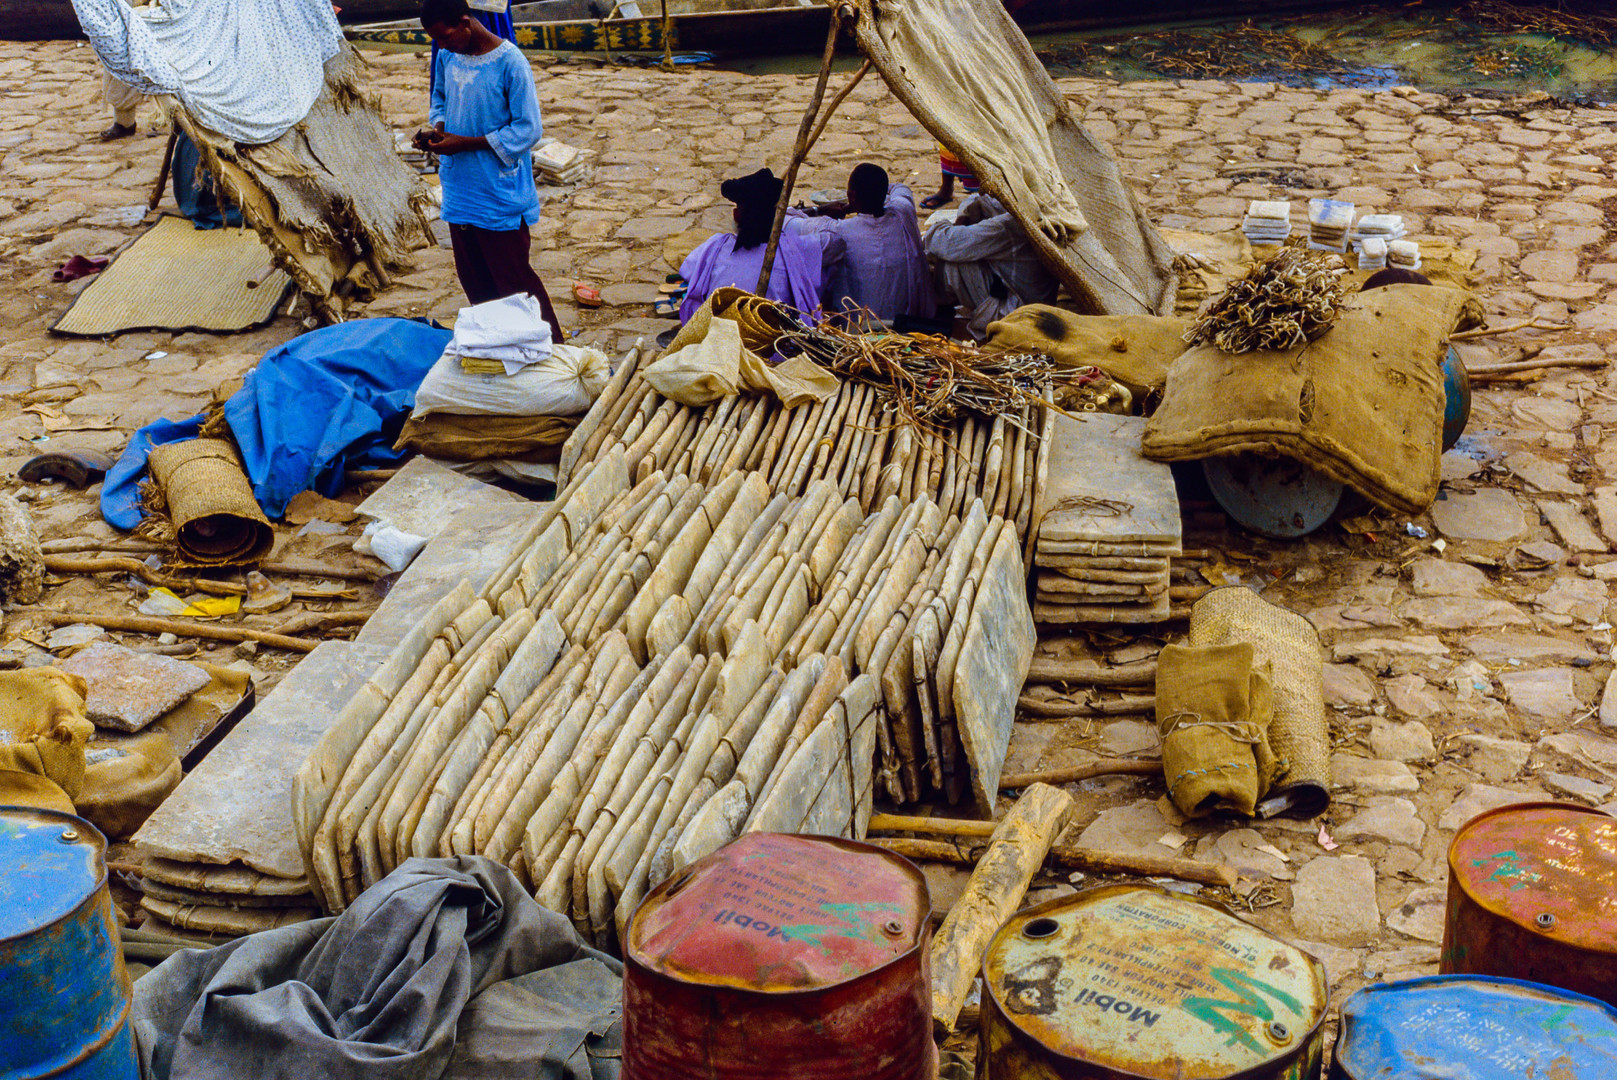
[
  {"left": 980, "top": 885, "right": 1328, "bottom": 1080},
  {"left": 1441, "top": 801, "right": 1617, "bottom": 1006},
  {"left": 622, "top": 832, "right": 934, "bottom": 1080}
]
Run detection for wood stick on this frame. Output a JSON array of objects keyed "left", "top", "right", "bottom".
[
  {"left": 867, "top": 837, "right": 1236, "bottom": 890},
  {"left": 755, "top": 8, "right": 846, "bottom": 296},
  {"left": 42, "top": 555, "right": 356, "bottom": 602},
  {"left": 343, "top": 468, "right": 400, "bottom": 483},
  {"left": 32, "top": 611, "right": 319, "bottom": 652},
  {"left": 261, "top": 559, "right": 383, "bottom": 582},
  {"left": 149, "top": 126, "right": 179, "bottom": 211},
  {"left": 268, "top": 611, "right": 372, "bottom": 636},
  {"left": 1000, "top": 759, "right": 1161, "bottom": 788},
  {"left": 1449, "top": 319, "right": 1570, "bottom": 341},
  {"left": 869, "top": 813, "right": 995, "bottom": 837},
  {"left": 1019, "top": 693, "right": 1155, "bottom": 718},
  {"left": 928, "top": 782, "right": 1073, "bottom": 1034},
  {"left": 1026, "top": 657, "right": 1156, "bottom": 686},
  {"left": 1468, "top": 356, "right": 1607, "bottom": 379},
  {"left": 40, "top": 538, "right": 166, "bottom": 555}
]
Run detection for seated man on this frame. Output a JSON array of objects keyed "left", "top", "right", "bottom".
[
  {"left": 785, "top": 162, "right": 933, "bottom": 323},
  {"left": 679, "top": 167, "right": 841, "bottom": 323},
  {"left": 924, "top": 192, "right": 1059, "bottom": 340}
]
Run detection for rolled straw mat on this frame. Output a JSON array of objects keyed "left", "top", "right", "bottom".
[
  {"left": 53, "top": 215, "right": 291, "bottom": 337},
  {"left": 146, "top": 438, "right": 273, "bottom": 566}
]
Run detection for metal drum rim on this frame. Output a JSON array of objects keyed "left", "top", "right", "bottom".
[
  {"left": 1446, "top": 800, "right": 1611, "bottom": 932},
  {"left": 24, "top": 995, "right": 134, "bottom": 1080},
  {"left": 1340, "top": 972, "right": 1617, "bottom": 1021},
  {"left": 0, "top": 805, "right": 109, "bottom": 947},
  {"left": 626, "top": 833, "right": 933, "bottom": 997},
  {"left": 982, "top": 884, "right": 1329, "bottom": 1080}
]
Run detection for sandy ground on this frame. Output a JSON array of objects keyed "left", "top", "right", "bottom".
[{"left": 7, "top": 38, "right": 1617, "bottom": 1023}]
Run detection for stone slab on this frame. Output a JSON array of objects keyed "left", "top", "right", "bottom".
[
  {"left": 60, "top": 640, "right": 210, "bottom": 732},
  {"left": 354, "top": 499, "right": 538, "bottom": 651},
  {"left": 1290, "top": 854, "right": 1380, "bottom": 946},
  {"left": 1036, "top": 413, "right": 1181, "bottom": 545},
  {"left": 955, "top": 525, "right": 1036, "bottom": 816},
  {"left": 133, "top": 640, "right": 393, "bottom": 879},
  {"left": 1429, "top": 488, "right": 1527, "bottom": 543},
  {"left": 354, "top": 455, "right": 525, "bottom": 539}
]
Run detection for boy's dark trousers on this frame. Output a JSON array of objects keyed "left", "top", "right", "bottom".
[{"left": 449, "top": 222, "right": 566, "bottom": 342}]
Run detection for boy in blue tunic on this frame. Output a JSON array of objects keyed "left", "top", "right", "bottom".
[{"left": 414, "top": 0, "right": 564, "bottom": 341}]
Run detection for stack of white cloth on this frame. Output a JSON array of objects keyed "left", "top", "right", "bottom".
[
  {"left": 444, "top": 294, "right": 553, "bottom": 376},
  {"left": 1350, "top": 213, "right": 1406, "bottom": 252},
  {"left": 533, "top": 140, "right": 591, "bottom": 185},
  {"left": 1242, "top": 200, "right": 1292, "bottom": 245},
  {"left": 1389, "top": 240, "right": 1422, "bottom": 271},
  {"left": 1358, "top": 236, "right": 1388, "bottom": 271},
  {"left": 1308, "top": 199, "right": 1354, "bottom": 252}
]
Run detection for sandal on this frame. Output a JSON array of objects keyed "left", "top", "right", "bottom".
[
  {"left": 653, "top": 298, "right": 680, "bottom": 318},
  {"left": 919, "top": 192, "right": 951, "bottom": 210},
  {"left": 572, "top": 281, "right": 603, "bottom": 308},
  {"left": 99, "top": 122, "right": 136, "bottom": 142}
]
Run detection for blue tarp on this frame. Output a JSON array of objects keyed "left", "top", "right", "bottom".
[{"left": 102, "top": 319, "right": 452, "bottom": 529}]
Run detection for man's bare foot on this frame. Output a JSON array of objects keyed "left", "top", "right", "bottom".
[{"left": 99, "top": 122, "right": 136, "bottom": 141}]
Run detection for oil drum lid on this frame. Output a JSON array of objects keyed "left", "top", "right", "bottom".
[
  {"left": 1449, "top": 803, "right": 1617, "bottom": 954},
  {"left": 983, "top": 885, "right": 1326, "bottom": 1080},
  {"left": 628, "top": 833, "right": 928, "bottom": 992},
  {"left": 0, "top": 808, "right": 106, "bottom": 939},
  {"left": 1335, "top": 975, "right": 1617, "bottom": 1078}
]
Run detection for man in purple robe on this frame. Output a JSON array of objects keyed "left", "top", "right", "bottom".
[
  {"left": 679, "top": 167, "right": 841, "bottom": 323},
  {"left": 785, "top": 162, "right": 932, "bottom": 324}
]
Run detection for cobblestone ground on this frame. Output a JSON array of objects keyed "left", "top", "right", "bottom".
[{"left": 5, "top": 41, "right": 1617, "bottom": 1012}]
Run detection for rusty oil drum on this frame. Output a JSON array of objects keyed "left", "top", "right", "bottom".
[
  {"left": 980, "top": 885, "right": 1328, "bottom": 1080},
  {"left": 622, "top": 832, "right": 935, "bottom": 1080},
  {"left": 0, "top": 807, "right": 137, "bottom": 1080},
  {"left": 1440, "top": 801, "right": 1617, "bottom": 1005}
]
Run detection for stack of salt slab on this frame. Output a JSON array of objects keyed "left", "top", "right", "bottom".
[{"left": 1030, "top": 412, "right": 1180, "bottom": 625}]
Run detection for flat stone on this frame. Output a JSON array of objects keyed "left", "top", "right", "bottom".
[
  {"left": 1037, "top": 413, "right": 1180, "bottom": 545},
  {"left": 1441, "top": 451, "right": 1483, "bottom": 481},
  {"left": 1386, "top": 885, "right": 1448, "bottom": 943},
  {"left": 1438, "top": 783, "right": 1541, "bottom": 831},
  {"left": 133, "top": 640, "right": 394, "bottom": 879},
  {"left": 1539, "top": 770, "right": 1613, "bottom": 804},
  {"left": 1203, "top": 828, "right": 1293, "bottom": 880},
  {"left": 1455, "top": 735, "right": 1532, "bottom": 782},
  {"left": 1290, "top": 855, "right": 1380, "bottom": 946},
  {"left": 1384, "top": 674, "right": 1444, "bottom": 718},
  {"left": 1534, "top": 576, "right": 1608, "bottom": 624},
  {"left": 1508, "top": 453, "right": 1583, "bottom": 495},
  {"left": 60, "top": 641, "right": 211, "bottom": 733},
  {"left": 1511, "top": 395, "right": 1584, "bottom": 430},
  {"left": 614, "top": 216, "right": 694, "bottom": 240},
  {"left": 1337, "top": 797, "right": 1427, "bottom": 847},
  {"left": 1323, "top": 663, "right": 1376, "bottom": 708},
  {"left": 1595, "top": 487, "right": 1617, "bottom": 548},
  {"left": 1332, "top": 636, "right": 1449, "bottom": 662},
  {"left": 1499, "top": 668, "right": 1582, "bottom": 720},
  {"left": 1076, "top": 799, "right": 1178, "bottom": 860},
  {"left": 954, "top": 526, "right": 1036, "bottom": 814},
  {"left": 1535, "top": 729, "right": 1617, "bottom": 769},
  {"left": 1574, "top": 304, "right": 1617, "bottom": 332},
  {"left": 1430, "top": 489, "right": 1527, "bottom": 543},
  {"left": 1409, "top": 557, "right": 1488, "bottom": 597},
  {"left": 1370, "top": 720, "right": 1436, "bottom": 762},
  {"left": 1539, "top": 501, "right": 1608, "bottom": 554},
  {"left": 1097, "top": 719, "right": 1160, "bottom": 757},
  {"left": 1401, "top": 597, "right": 1529, "bottom": 631},
  {"left": 1461, "top": 632, "right": 1595, "bottom": 664},
  {"left": 1332, "top": 755, "right": 1420, "bottom": 795},
  {"left": 1519, "top": 249, "right": 1581, "bottom": 283},
  {"left": 1601, "top": 670, "right": 1617, "bottom": 729}
]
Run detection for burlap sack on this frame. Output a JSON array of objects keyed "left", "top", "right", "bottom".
[
  {"left": 395, "top": 413, "right": 576, "bottom": 462},
  {"left": 1142, "top": 284, "right": 1484, "bottom": 515},
  {"left": 985, "top": 305, "right": 1192, "bottom": 402},
  {"left": 1188, "top": 586, "right": 1329, "bottom": 819},
  {"left": 648, "top": 300, "right": 836, "bottom": 408},
  {"left": 146, "top": 437, "right": 274, "bottom": 566},
  {"left": 0, "top": 668, "right": 94, "bottom": 800},
  {"left": 1155, "top": 642, "right": 1276, "bottom": 818},
  {"left": 78, "top": 731, "right": 181, "bottom": 840}
]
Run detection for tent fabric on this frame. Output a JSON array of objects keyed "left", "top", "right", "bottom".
[
  {"left": 850, "top": 0, "right": 1177, "bottom": 316},
  {"left": 131, "top": 856, "right": 622, "bottom": 1080},
  {"left": 70, "top": 0, "right": 342, "bottom": 146},
  {"left": 102, "top": 319, "right": 451, "bottom": 529}
]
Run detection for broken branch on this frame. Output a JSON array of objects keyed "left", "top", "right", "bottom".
[
  {"left": 1019, "top": 693, "right": 1155, "bottom": 718},
  {"left": 32, "top": 611, "right": 319, "bottom": 653},
  {"left": 1025, "top": 657, "right": 1156, "bottom": 686},
  {"left": 999, "top": 759, "right": 1162, "bottom": 788},
  {"left": 43, "top": 555, "right": 357, "bottom": 602},
  {"left": 866, "top": 836, "right": 1236, "bottom": 890}
]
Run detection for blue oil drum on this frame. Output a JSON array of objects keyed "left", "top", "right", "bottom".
[
  {"left": 0, "top": 808, "right": 138, "bottom": 1080},
  {"left": 1330, "top": 975, "right": 1617, "bottom": 1079},
  {"left": 1442, "top": 346, "right": 1471, "bottom": 452}
]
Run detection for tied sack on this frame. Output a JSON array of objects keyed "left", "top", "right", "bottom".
[
  {"left": 644, "top": 314, "right": 835, "bottom": 408},
  {"left": 1155, "top": 642, "right": 1278, "bottom": 818},
  {"left": 413, "top": 343, "right": 611, "bottom": 419},
  {"left": 0, "top": 667, "right": 95, "bottom": 814}
]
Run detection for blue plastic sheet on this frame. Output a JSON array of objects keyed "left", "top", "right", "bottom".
[{"left": 102, "top": 319, "right": 451, "bottom": 529}]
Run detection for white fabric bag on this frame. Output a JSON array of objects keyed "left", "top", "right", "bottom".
[{"left": 413, "top": 344, "right": 610, "bottom": 419}]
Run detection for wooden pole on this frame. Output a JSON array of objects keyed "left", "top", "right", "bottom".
[
  {"left": 1025, "top": 656, "right": 1155, "bottom": 686},
  {"left": 927, "top": 782, "right": 1073, "bottom": 1034},
  {"left": 999, "top": 759, "right": 1161, "bottom": 788},
  {"left": 149, "top": 126, "right": 179, "bottom": 211},
  {"left": 866, "top": 837, "right": 1237, "bottom": 890},
  {"left": 33, "top": 611, "right": 320, "bottom": 652},
  {"left": 1018, "top": 693, "right": 1155, "bottom": 718},
  {"left": 755, "top": 7, "right": 847, "bottom": 297},
  {"left": 42, "top": 555, "right": 357, "bottom": 602}
]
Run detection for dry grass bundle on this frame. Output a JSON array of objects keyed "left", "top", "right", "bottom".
[{"left": 1185, "top": 249, "right": 1344, "bottom": 355}]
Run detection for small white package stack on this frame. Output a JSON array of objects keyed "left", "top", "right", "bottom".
[
  {"left": 445, "top": 294, "right": 553, "bottom": 374},
  {"left": 533, "top": 140, "right": 591, "bottom": 185},
  {"left": 1308, "top": 198, "right": 1354, "bottom": 252},
  {"left": 1358, "top": 236, "right": 1388, "bottom": 271},
  {"left": 1351, "top": 213, "right": 1405, "bottom": 248},
  {"left": 1389, "top": 240, "right": 1422, "bottom": 271},
  {"left": 1242, "top": 200, "right": 1292, "bottom": 245}
]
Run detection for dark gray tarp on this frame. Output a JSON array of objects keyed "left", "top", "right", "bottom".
[{"left": 131, "top": 857, "right": 622, "bottom": 1080}]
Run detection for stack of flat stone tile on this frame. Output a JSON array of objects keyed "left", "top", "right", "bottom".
[{"left": 1031, "top": 413, "right": 1180, "bottom": 625}]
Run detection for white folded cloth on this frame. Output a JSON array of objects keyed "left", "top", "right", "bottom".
[{"left": 445, "top": 294, "right": 554, "bottom": 375}]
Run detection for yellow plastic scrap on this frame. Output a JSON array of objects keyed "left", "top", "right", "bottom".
[{"left": 147, "top": 587, "right": 243, "bottom": 619}]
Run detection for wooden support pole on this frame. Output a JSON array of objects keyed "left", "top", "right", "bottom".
[
  {"left": 866, "top": 836, "right": 1236, "bottom": 891},
  {"left": 755, "top": 7, "right": 847, "bottom": 298},
  {"left": 43, "top": 555, "right": 358, "bottom": 603},
  {"left": 927, "top": 782, "right": 1073, "bottom": 1035},
  {"left": 1025, "top": 657, "right": 1155, "bottom": 686},
  {"left": 1019, "top": 693, "right": 1155, "bottom": 718},
  {"left": 149, "top": 126, "right": 179, "bottom": 211},
  {"left": 33, "top": 611, "right": 320, "bottom": 652},
  {"left": 999, "top": 759, "right": 1161, "bottom": 789}
]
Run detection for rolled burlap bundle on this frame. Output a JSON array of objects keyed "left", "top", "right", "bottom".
[
  {"left": 1155, "top": 642, "right": 1277, "bottom": 818},
  {"left": 146, "top": 438, "right": 273, "bottom": 566},
  {"left": 1187, "top": 585, "right": 1329, "bottom": 818}
]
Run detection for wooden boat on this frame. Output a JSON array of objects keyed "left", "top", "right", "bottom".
[{"left": 345, "top": 0, "right": 1366, "bottom": 57}]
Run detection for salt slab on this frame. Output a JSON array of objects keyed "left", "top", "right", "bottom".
[
  {"left": 1035, "top": 413, "right": 1181, "bottom": 546},
  {"left": 61, "top": 641, "right": 211, "bottom": 732}
]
